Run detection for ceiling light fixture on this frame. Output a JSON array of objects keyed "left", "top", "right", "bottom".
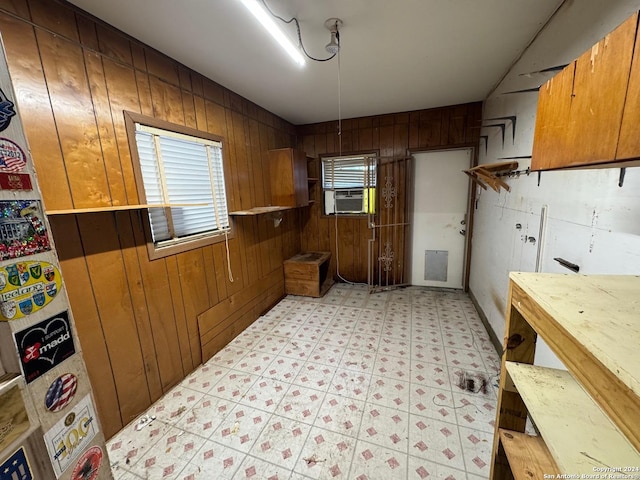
[
  {"left": 239, "top": 0, "right": 305, "bottom": 67},
  {"left": 325, "top": 18, "right": 342, "bottom": 55}
]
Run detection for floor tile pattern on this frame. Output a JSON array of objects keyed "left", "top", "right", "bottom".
[{"left": 108, "top": 284, "right": 499, "bottom": 479}]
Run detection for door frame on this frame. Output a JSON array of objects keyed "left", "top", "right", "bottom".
[{"left": 408, "top": 146, "right": 477, "bottom": 291}]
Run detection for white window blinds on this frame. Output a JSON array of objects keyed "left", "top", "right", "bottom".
[
  {"left": 322, "top": 155, "right": 376, "bottom": 190},
  {"left": 134, "top": 124, "right": 229, "bottom": 246}
]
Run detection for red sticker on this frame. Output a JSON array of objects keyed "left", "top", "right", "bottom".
[
  {"left": 0, "top": 172, "right": 32, "bottom": 190},
  {"left": 71, "top": 446, "right": 102, "bottom": 480}
]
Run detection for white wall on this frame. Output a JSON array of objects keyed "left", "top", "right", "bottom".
[{"left": 469, "top": 0, "right": 640, "bottom": 368}]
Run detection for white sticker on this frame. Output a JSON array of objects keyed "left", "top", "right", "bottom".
[{"left": 43, "top": 394, "right": 99, "bottom": 478}]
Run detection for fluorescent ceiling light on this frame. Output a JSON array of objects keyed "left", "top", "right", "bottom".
[{"left": 239, "top": 0, "right": 306, "bottom": 67}]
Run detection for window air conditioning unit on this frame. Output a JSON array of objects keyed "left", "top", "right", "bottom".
[{"left": 331, "top": 189, "right": 365, "bottom": 214}]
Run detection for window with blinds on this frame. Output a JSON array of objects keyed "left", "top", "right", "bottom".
[
  {"left": 322, "top": 155, "right": 376, "bottom": 190},
  {"left": 322, "top": 155, "right": 376, "bottom": 215},
  {"left": 132, "top": 121, "right": 230, "bottom": 253}
]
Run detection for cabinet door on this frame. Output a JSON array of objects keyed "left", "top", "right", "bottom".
[
  {"left": 562, "top": 12, "right": 636, "bottom": 168},
  {"left": 531, "top": 63, "right": 575, "bottom": 170},
  {"left": 269, "top": 148, "right": 309, "bottom": 207},
  {"left": 617, "top": 14, "right": 640, "bottom": 160},
  {"left": 532, "top": 13, "right": 637, "bottom": 170}
]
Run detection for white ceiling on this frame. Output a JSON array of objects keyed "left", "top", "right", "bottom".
[{"left": 67, "top": 0, "right": 565, "bottom": 125}]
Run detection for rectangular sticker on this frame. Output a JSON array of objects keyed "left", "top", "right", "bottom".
[
  {"left": 0, "top": 446, "right": 33, "bottom": 480},
  {"left": 13, "top": 311, "right": 76, "bottom": 384},
  {"left": 0, "top": 200, "right": 50, "bottom": 261},
  {"left": 0, "top": 172, "right": 32, "bottom": 191},
  {"left": 43, "top": 394, "right": 99, "bottom": 478}
]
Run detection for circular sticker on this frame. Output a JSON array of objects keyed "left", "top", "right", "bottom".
[
  {"left": 71, "top": 446, "right": 102, "bottom": 480},
  {"left": 0, "top": 138, "right": 26, "bottom": 172},
  {"left": 45, "top": 373, "right": 78, "bottom": 412}
]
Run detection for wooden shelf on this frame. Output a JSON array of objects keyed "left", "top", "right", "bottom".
[
  {"left": 0, "top": 372, "right": 20, "bottom": 396},
  {"left": 307, "top": 177, "right": 318, "bottom": 183},
  {"left": 509, "top": 273, "right": 640, "bottom": 448},
  {"left": 498, "top": 429, "right": 557, "bottom": 480},
  {"left": 491, "top": 273, "right": 640, "bottom": 480},
  {"left": 46, "top": 203, "right": 207, "bottom": 215},
  {"left": 506, "top": 362, "right": 640, "bottom": 474},
  {"left": 464, "top": 161, "right": 518, "bottom": 192},
  {"left": 228, "top": 206, "right": 294, "bottom": 216}
]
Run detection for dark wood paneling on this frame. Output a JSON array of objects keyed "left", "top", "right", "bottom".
[
  {"left": 0, "top": 0, "right": 299, "bottom": 439},
  {"left": 297, "top": 103, "right": 482, "bottom": 283}
]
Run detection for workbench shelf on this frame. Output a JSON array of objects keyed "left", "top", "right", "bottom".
[{"left": 490, "top": 273, "right": 640, "bottom": 479}]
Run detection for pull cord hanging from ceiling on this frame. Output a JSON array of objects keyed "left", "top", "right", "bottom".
[
  {"left": 332, "top": 31, "right": 367, "bottom": 287},
  {"left": 259, "top": 0, "right": 338, "bottom": 62}
]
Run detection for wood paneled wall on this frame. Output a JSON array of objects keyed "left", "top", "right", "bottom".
[
  {"left": 297, "top": 104, "right": 483, "bottom": 284},
  {"left": 0, "top": 0, "right": 300, "bottom": 438}
]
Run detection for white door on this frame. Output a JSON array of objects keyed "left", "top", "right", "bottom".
[{"left": 411, "top": 149, "right": 471, "bottom": 288}]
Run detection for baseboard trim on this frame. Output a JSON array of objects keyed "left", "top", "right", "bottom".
[{"left": 468, "top": 288, "right": 503, "bottom": 356}]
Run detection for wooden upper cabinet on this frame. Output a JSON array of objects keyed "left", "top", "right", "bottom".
[
  {"left": 532, "top": 12, "right": 638, "bottom": 170},
  {"left": 268, "top": 148, "right": 309, "bottom": 207},
  {"left": 617, "top": 16, "right": 640, "bottom": 161}
]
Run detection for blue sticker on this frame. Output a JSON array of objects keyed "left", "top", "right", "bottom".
[
  {"left": 32, "top": 292, "right": 45, "bottom": 307},
  {"left": 0, "top": 88, "right": 16, "bottom": 133},
  {"left": 18, "top": 298, "right": 32, "bottom": 315},
  {"left": 0, "top": 447, "right": 33, "bottom": 480}
]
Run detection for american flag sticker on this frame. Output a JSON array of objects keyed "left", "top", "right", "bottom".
[
  {"left": 45, "top": 373, "right": 78, "bottom": 412},
  {"left": 0, "top": 137, "right": 26, "bottom": 172}
]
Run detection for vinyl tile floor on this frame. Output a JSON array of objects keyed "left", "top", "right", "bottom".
[{"left": 107, "top": 283, "right": 501, "bottom": 480}]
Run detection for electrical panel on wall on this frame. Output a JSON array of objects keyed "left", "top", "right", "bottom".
[{"left": 0, "top": 37, "right": 113, "bottom": 480}]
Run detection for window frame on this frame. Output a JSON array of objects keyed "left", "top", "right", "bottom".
[
  {"left": 321, "top": 152, "right": 377, "bottom": 217},
  {"left": 124, "top": 111, "right": 233, "bottom": 260}
]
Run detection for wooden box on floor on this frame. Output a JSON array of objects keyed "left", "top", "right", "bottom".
[{"left": 284, "top": 252, "right": 333, "bottom": 297}]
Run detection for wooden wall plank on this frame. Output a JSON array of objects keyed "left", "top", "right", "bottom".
[
  {"left": 248, "top": 118, "right": 265, "bottom": 207},
  {"left": 231, "top": 111, "right": 253, "bottom": 209},
  {"left": 145, "top": 48, "right": 179, "bottom": 86},
  {"left": 0, "top": 0, "right": 30, "bottom": 18},
  {"left": 49, "top": 215, "right": 122, "bottom": 438},
  {"left": 96, "top": 22, "right": 133, "bottom": 66},
  {"left": 201, "top": 245, "right": 220, "bottom": 308},
  {"left": 131, "top": 43, "right": 146, "bottom": 71},
  {"left": 165, "top": 255, "right": 193, "bottom": 374},
  {"left": 0, "top": 14, "right": 73, "bottom": 210},
  {"left": 129, "top": 211, "right": 185, "bottom": 392},
  {"left": 75, "top": 13, "right": 99, "bottom": 50},
  {"left": 212, "top": 242, "right": 229, "bottom": 301},
  {"left": 193, "top": 95, "right": 207, "bottom": 133},
  {"left": 29, "top": 0, "right": 78, "bottom": 40},
  {"left": 84, "top": 51, "right": 128, "bottom": 206},
  {"left": 76, "top": 213, "right": 151, "bottom": 425},
  {"left": 149, "top": 75, "right": 184, "bottom": 124},
  {"left": 237, "top": 217, "right": 260, "bottom": 283},
  {"left": 182, "top": 90, "right": 197, "bottom": 129},
  {"left": 176, "top": 250, "right": 210, "bottom": 367},
  {"left": 114, "top": 211, "right": 163, "bottom": 403},
  {"left": 102, "top": 58, "right": 144, "bottom": 204},
  {"left": 37, "top": 30, "right": 111, "bottom": 208}
]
